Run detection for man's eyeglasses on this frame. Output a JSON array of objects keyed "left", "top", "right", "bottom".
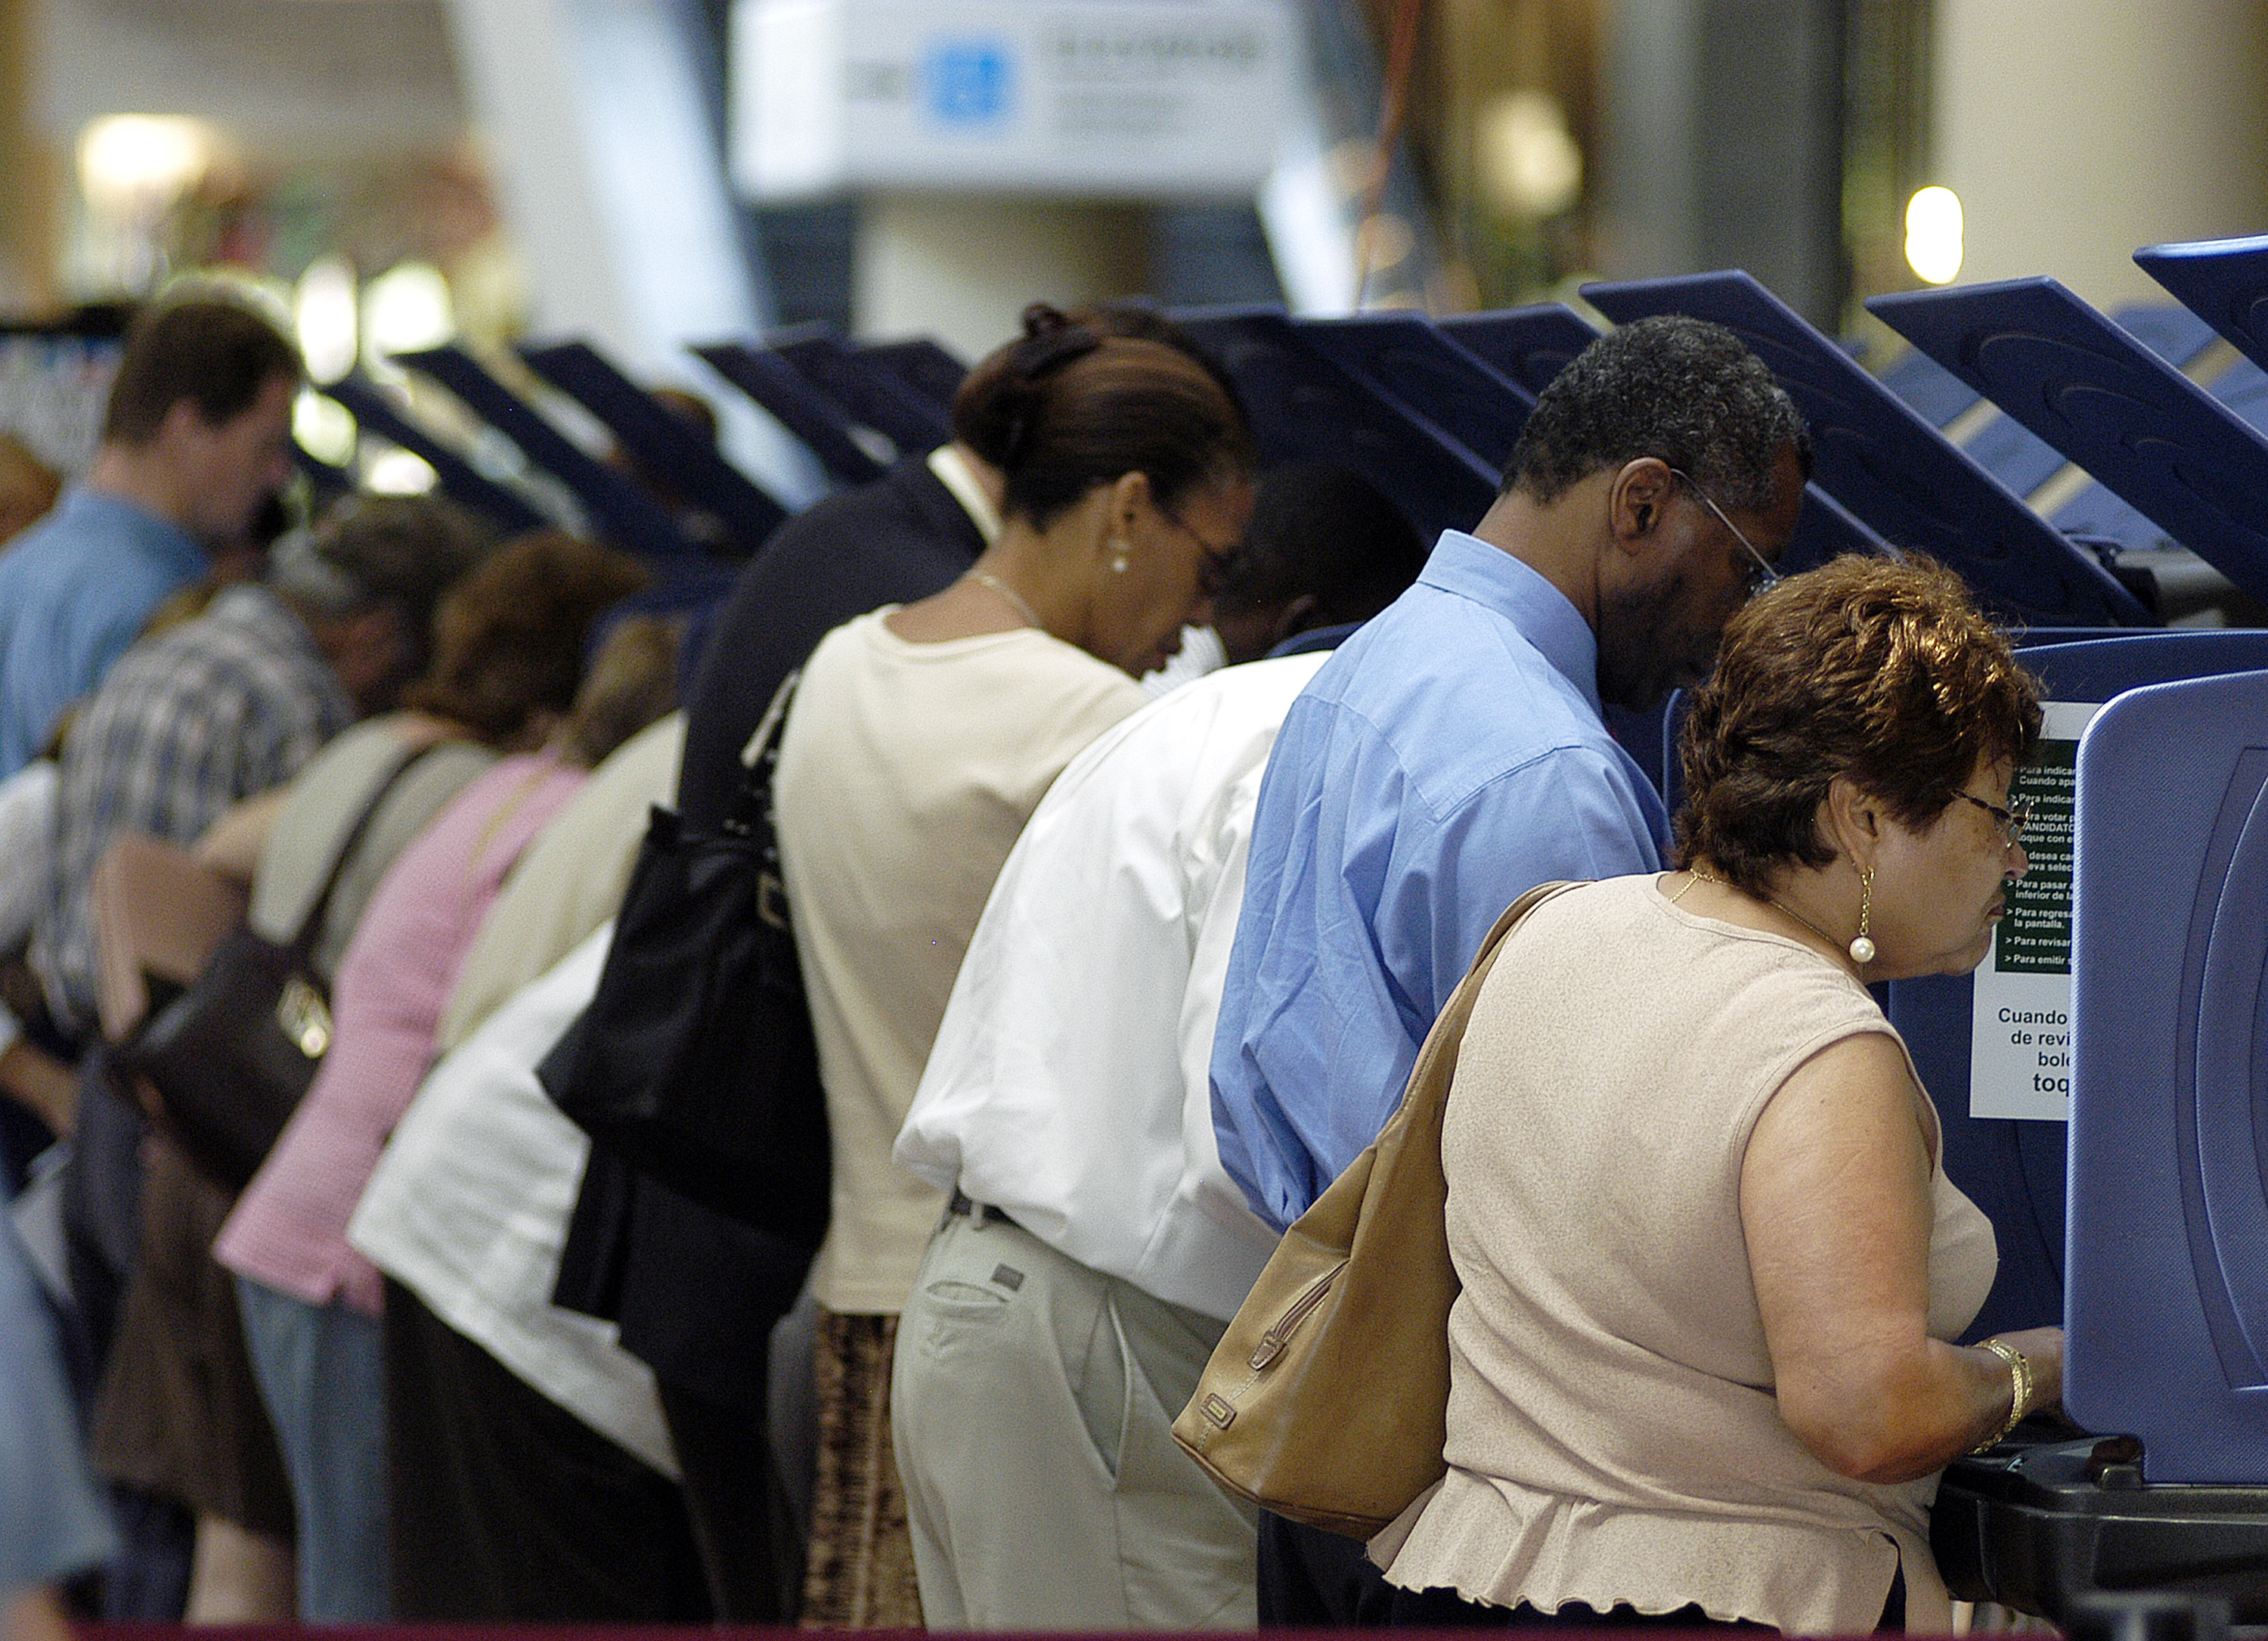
[
  {"left": 1954, "top": 789, "right": 2031, "bottom": 848},
  {"left": 1667, "top": 468, "right": 1781, "bottom": 597}
]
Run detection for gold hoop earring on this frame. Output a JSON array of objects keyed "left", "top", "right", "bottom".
[{"left": 1848, "top": 868, "right": 1876, "bottom": 966}]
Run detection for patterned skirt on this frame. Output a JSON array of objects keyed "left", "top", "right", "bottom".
[{"left": 800, "top": 1308, "right": 923, "bottom": 1629}]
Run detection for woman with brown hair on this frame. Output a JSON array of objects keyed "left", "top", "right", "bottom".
[
  {"left": 775, "top": 303, "right": 1256, "bottom": 1626},
  {"left": 1371, "top": 554, "right": 2065, "bottom": 1633}
]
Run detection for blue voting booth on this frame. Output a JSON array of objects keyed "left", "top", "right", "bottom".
[
  {"left": 395, "top": 345, "right": 711, "bottom": 564},
  {"left": 1880, "top": 631, "right": 2268, "bottom": 1345},
  {"left": 1173, "top": 306, "right": 1504, "bottom": 553},
  {"left": 1932, "top": 665, "right": 2268, "bottom": 1623},
  {"left": 323, "top": 374, "right": 550, "bottom": 536},
  {"left": 769, "top": 324, "right": 956, "bottom": 458},
  {"left": 854, "top": 336, "right": 967, "bottom": 414},
  {"left": 693, "top": 340, "right": 891, "bottom": 488},
  {"left": 516, "top": 338, "right": 789, "bottom": 553},
  {"left": 1868, "top": 278, "right": 2268, "bottom": 606}
]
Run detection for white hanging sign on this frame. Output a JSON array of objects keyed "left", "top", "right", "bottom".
[{"left": 731, "top": 0, "right": 1296, "bottom": 200}]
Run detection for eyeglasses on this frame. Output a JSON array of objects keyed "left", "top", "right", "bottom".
[
  {"left": 1158, "top": 504, "right": 1242, "bottom": 600},
  {"left": 1667, "top": 468, "right": 1781, "bottom": 597},
  {"left": 1954, "top": 788, "right": 2031, "bottom": 848}
]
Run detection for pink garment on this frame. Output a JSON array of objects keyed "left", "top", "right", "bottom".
[{"left": 216, "top": 751, "right": 586, "bottom": 1317}]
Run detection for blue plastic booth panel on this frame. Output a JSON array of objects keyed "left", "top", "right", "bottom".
[
  {"left": 2106, "top": 300, "right": 2222, "bottom": 374},
  {"left": 396, "top": 345, "right": 701, "bottom": 562},
  {"left": 856, "top": 337, "right": 967, "bottom": 413},
  {"left": 2053, "top": 359, "right": 2268, "bottom": 551},
  {"left": 694, "top": 341, "right": 889, "bottom": 489},
  {"left": 1876, "top": 346, "right": 1980, "bottom": 427},
  {"left": 1436, "top": 302, "right": 1604, "bottom": 399},
  {"left": 1885, "top": 631, "right": 2268, "bottom": 1345},
  {"left": 770, "top": 324, "right": 956, "bottom": 456},
  {"left": 1582, "top": 272, "right": 2150, "bottom": 631},
  {"left": 2136, "top": 233, "right": 2268, "bottom": 379},
  {"left": 1171, "top": 307, "right": 1499, "bottom": 552},
  {"left": 324, "top": 375, "right": 549, "bottom": 536},
  {"left": 1867, "top": 278, "right": 2268, "bottom": 609},
  {"left": 1290, "top": 311, "right": 1537, "bottom": 476},
  {"left": 518, "top": 339, "right": 788, "bottom": 554},
  {"left": 2066, "top": 665, "right": 2268, "bottom": 1484}
]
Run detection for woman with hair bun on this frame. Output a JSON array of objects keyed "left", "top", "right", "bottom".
[{"left": 776, "top": 302, "right": 1257, "bottom": 1627}]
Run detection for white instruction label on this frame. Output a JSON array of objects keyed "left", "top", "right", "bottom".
[{"left": 1968, "top": 701, "right": 2101, "bottom": 1122}]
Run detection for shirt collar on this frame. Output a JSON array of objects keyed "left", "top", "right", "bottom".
[
  {"left": 1418, "top": 529, "right": 1603, "bottom": 716},
  {"left": 926, "top": 445, "right": 1002, "bottom": 545},
  {"left": 61, "top": 485, "right": 206, "bottom": 582}
]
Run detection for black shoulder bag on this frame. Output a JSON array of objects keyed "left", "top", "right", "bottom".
[
  {"left": 122, "top": 740, "right": 445, "bottom": 1192},
  {"left": 541, "top": 672, "right": 830, "bottom": 1249}
]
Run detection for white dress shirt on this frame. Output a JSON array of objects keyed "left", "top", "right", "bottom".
[{"left": 894, "top": 651, "right": 1325, "bottom": 1323}]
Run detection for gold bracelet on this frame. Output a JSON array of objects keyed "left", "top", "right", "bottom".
[{"left": 1973, "top": 1339, "right": 2032, "bottom": 1453}]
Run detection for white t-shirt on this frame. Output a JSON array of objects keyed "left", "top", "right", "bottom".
[
  {"left": 776, "top": 609, "right": 1148, "bottom": 1314},
  {"left": 897, "top": 653, "right": 1323, "bottom": 1321}
]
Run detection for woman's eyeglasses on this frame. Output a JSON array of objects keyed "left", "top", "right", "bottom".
[
  {"left": 1954, "top": 789, "right": 2031, "bottom": 848},
  {"left": 1667, "top": 468, "right": 1781, "bottom": 598},
  {"left": 1158, "top": 504, "right": 1243, "bottom": 599}
]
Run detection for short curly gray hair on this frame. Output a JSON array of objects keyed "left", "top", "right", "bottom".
[{"left": 1504, "top": 314, "right": 1811, "bottom": 513}]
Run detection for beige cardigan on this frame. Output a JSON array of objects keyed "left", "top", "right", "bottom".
[{"left": 1371, "top": 874, "right": 1997, "bottom": 1633}]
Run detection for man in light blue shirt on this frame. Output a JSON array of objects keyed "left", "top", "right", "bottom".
[
  {"left": 1213, "top": 315, "right": 1811, "bottom": 1232},
  {"left": 0, "top": 296, "right": 299, "bottom": 777},
  {"left": 1208, "top": 312, "right": 1812, "bottom": 1622}
]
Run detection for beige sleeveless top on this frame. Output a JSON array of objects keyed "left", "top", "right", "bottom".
[{"left": 1371, "top": 874, "right": 1997, "bottom": 1634}]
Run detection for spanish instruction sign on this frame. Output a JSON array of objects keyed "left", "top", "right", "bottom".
[{"left": 1969, "top": 702, "right": 2101, "bottom": 1121}]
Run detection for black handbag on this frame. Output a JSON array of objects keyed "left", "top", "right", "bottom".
[
  {"left": 121, "top": 740, "right": 445, "bottom": 1192},
  {"left": 541, "top": 672, "right": 830, "bottom": 1248}
]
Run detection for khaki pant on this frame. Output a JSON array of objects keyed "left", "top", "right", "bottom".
[{"left": 891, "top": 1211, "right": 1256, "bottom": 1630}]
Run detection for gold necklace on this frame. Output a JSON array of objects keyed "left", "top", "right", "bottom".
[
  {"left": 965, "top": 570, "right": 1043, "bottom": 631},
  {"left": 1687, "top": 867, "right": 1845, "bottom": 955}
]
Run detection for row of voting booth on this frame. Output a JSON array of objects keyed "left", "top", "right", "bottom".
[{"left": 309, "top": 234, "right": 2268, "bottom": 1626}]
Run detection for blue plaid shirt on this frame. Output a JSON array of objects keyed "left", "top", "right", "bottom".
[
  {"left": 1209, "top": 532, "right": 1672, "bottom": 1230},
  {"left": 36, "top": 585, "right": 350, "bottom": 1030}
]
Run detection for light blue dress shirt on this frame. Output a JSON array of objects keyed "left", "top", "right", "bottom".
[
  {"left": 1209, "top": 531, "right": 1672, "bottom": 1230},
  {"left": 0, "top": 486, "right": 206, "bottom": 779}
]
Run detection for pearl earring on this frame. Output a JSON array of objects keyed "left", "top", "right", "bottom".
[
  {"left": 1848, "top": 867, "right": 1876, "bottom": 966},
  {"left": 1109, "top": 538, "right": 1130, "bottom": 573}
]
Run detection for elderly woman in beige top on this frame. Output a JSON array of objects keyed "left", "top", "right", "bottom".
[
  {"left": 774, "top": 303, "right": 1256, "bottom": 1627},
  {"left": 1373, "top": 555, "right": 2065, "bottom": 1633}
]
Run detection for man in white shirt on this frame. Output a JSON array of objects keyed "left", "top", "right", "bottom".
[{"left": 891, "top": 650, "right": 1327, "bottom": 1629}]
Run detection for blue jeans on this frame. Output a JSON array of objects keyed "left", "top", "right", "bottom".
[{"left": 235, "top": 1276, "right": 389, "bottom": 1622}]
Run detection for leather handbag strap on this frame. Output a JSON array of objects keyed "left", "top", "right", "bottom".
[
  {"left": 727, "top": 668, "right": 801, "bottom": 839},
  {"left": 284, "top": 738, "right": 453, "bottom": 955}
]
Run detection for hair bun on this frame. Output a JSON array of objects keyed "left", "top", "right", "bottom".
[{"left": 1009, "top": 302, "right": 1104, "bottom": 384}]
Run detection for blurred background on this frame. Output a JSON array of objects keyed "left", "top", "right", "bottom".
[{"left": 0, "top": 0, "right": 2263, "bottom": 499}]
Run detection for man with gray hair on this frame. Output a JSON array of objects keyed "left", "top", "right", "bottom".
[{"left": 35, "top": 495, "right": 488, "bottom": 1038}]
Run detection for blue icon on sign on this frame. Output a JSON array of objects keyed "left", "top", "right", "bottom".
[{"left": 925, "top": 38, "right": 1014, "bottom": 126}]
